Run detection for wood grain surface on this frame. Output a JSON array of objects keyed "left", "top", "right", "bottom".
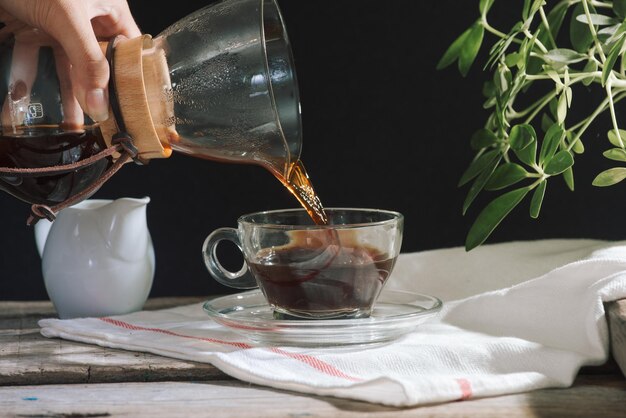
[
  {"left": 0, "top": 297, "right": 229, "bottom": 386},
  {"left": 608, "top": 299, "right": 626, "bottom": 377},
  {"left": 2, "top": 376, "right": 626, "bottom": 418}
]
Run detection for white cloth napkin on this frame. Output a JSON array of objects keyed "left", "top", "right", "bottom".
[{"left": 39, "top": 239, "right": 626, "bottom": 406}]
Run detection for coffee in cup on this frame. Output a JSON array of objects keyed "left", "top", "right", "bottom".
[{"left": 203, "top": 208, "right": 403, "bottom": 319}]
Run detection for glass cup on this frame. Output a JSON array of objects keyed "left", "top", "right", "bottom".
[{"left": 203, "top": 208, "right": 404, "bottom": 319}]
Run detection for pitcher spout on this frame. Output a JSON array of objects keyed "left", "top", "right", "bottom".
[{"left": 96, "top": 197, "right": 151, "bottom": 261}]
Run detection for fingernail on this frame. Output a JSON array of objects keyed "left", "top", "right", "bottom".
[{"left": 86, "top": 88, "right": 109, "bottom": 122}]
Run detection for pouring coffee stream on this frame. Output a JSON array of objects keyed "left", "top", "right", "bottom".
[{"left": 272, "top": 160, "right": 328, "bottom": 225}]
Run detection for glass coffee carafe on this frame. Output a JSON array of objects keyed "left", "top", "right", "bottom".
[{"left": 0, "top": 0, "right": 321, "bottom": 223}]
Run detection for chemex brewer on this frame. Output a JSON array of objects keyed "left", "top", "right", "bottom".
[{"left": 0, "top": 0, "right": 327, "bottom": 225}]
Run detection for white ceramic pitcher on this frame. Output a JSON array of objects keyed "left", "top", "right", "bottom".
[{"left": 34, "top": 197, "right": 155, "bottom": 319}]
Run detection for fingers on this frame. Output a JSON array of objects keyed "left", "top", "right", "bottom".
[
  {"left": 90, "top": 0, "right": 141, "bottom": 39},
  {"left": 34, "top": 1, "right": 110, "bottom": 121},
  {"left": 53, "top": 47, "right": 84, "bottom": 128},
  {"left": 47, "top": 0, "right": 142, "bottom": 122}
]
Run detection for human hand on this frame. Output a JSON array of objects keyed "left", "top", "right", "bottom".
[{"left": 0, "top": 0, "right": 141, "bottom": 122}]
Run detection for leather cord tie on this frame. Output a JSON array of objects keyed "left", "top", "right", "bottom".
[{"left": 23, "top": 133, "right": 142, "bottom": 226}]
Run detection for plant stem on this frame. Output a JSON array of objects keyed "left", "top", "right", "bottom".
[
  {"left": 582, "top": 0, "right": 607, "bottom": 62},
  {"left": 523, "top": 91, "right": 557, "bottom": 124},
  {"left": 508, "top": 91, "right": 555, "bottom": 119},
  {"left": 481, "top": 19, "right": 524, "bottom": 45},
  {"left": 606, "top": 82, "right": 625, "bottom": 148},
  {"left": 517, "top": 73, "right": 598, "bottom": 124},
  {"left": 568, "top": 96, "right": 609, "bottom": 150},
  {"left": 567, "top": 90, "right": 626, "bottom": 150},
  {"left": 538, "top": 6, "right": 557, "bottom": 49},
  {"left": 525, "top": 71, "right": 601, "bottom": 81},
  {"left": 524, "top": 29, "right": 548, "bottom": 53},
  {"left": 590, "top": 1, "right": 613, "bottom": 8}
]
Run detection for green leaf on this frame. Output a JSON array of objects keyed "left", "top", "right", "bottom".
[
  {"left": 548, "top": 97, "right": 558, "bottom": 119},
  {"left": 607, "top": 129, "right": 626, "bottom": 147},
  {"left": 470, "top": 129, "right": 498, "bottom": 150},
  {"left": 598, "top": 24, "right": 620, "bottom": 43},
  {"left": 615, "top": 0, "right": 626, "bottom": 19},
  {"left": 504, "top": 52, "right": 520, "bottom": 68},
  {"left": 485, "top": 163, "right": 529, "bottom": 190},
  {"left": 493, "top": 63, "right": 512, "bottom": 93},
  {"left": 563, "top": 166, "right": 575, "bottom": 191},
  {"left": 462, "top": 155, "right": 502, "bottom": 214},
  {"left": 572, "top": 141, "right": 585, "bottom": 154},
  {"left": 480, "top": 0, "right": 495, "bottom": 15},
  {"left": 603, "top": 148, "right": 626, "bottom": 162},
  {"left": 509, "top": 124, "right": 537, "bottom": 150},
  {"left": 527, "top": 0, "right": 544, "bottom": 18},
  {"left": 539, "top": 124, "right": 564, "bottom": 166},
  {"left": 543, "top": 48, "right": 588, "bottom": 64},
  {"left": 544, "top": 150, "right": 574, "bottom": 175},
  {"left": 509, "top": 126, "right": 537, "bottom": 167},
  {"left": 437, "top": 27, "right": 472, "bottom": 70},
  {"left": 483, "top": 97, "right": 497, "bottom": 109},
  {"left": 542, "top": 113, "right": 555, "bottom": 132},
  {"left": 575, "top": 14, "right": 619, "bottom": 26},
  {"left": 517, "top": 35, "right": 536, "bottom": 70},
  {"left": 465, "top": 187, "right": 531, "bottom": 251},
  {"left": 487, "top": 38, "right": 508, "bottom": 70},
  {"left": 556, "top": 93, "right": 567, "bottom": 124},
  {"left": 459, "top": 23, "right": 484, "bottom": 77},
  {"left": 570, "top": 3, "right": 596, "bottom": 53},
  {"left": 482, "top": 80, "right": 496, "bottom": 98},
  {"left": 572, "top": 139, "right": 585, "bottom": 154},
  {"left": 515, "top": 141, "right": 537, "bottom": 167},
  {"left": 605, "top": 20, "right": 626, "bottom": 44},
  {"left": 522, "top": 0, "right": 532, "bottom": 20},
  {"left": 582, "top": 60, "right": 598, "bottom": 86},
  {"left": 592, "top": 167, "right": 626, "bottom": 186},
  {"left": 601, "top": 34, "right": 626, "bottom": 86},
  {"left": 530, "top": 180, "right": 547, "bottom": 219},
  {"left": 458, "top": 149, "right": 499, "bottom": 187},
  {"left": 567, "top": 132, "right": 585, "bottom": 154}
]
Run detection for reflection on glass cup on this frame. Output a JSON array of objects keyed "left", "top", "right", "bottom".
[{"left": 202, "top": 208, "right": 404, "bottom": 319}]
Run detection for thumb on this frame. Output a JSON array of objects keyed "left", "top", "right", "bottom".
[{"left": 39, "top": 2, "right": 110, "bottom": 121}]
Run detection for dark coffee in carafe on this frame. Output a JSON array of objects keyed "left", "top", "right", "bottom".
[{"left": 0, "top": 127, "right": 111, "bottom": 205}]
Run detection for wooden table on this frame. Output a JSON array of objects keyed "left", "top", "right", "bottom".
[{"left": 1, "top": 298, "right": 626, "bottom": 417}]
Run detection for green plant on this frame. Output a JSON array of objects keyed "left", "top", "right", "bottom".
[{"left": 438, "top": 0, "right": 626, "bottom": 250}]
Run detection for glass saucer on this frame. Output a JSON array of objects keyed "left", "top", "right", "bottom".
[{"left": 203, "top": 289, "right": 442, "bottom": 347}]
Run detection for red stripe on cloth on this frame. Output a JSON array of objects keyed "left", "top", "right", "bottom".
[
  {"left": 99, "top": 317, "right": 362, "bottom": 382},
  {"left": 456, "top": 378, "right": 473, "bottom": 400},
  {"left": 99, "top": 317, "right": 253, "bottom": 349},
  {"left": 269, "top": 347, "right": 362, "bottom": 382}
]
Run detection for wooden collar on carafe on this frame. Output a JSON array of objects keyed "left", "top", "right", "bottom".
[{"left": 99, "top": 35, "right": 174, "bottom": 161}]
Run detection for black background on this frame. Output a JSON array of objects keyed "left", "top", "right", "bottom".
[{"left": 1, "top": 1, "right": 624, "bottom": 300}]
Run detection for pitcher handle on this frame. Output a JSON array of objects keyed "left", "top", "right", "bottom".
[{"left": 202, "top": 228, "right": 257, "bottom": 289}]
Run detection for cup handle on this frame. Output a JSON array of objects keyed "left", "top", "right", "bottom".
[{"left": 202, "top": 227, "right": 257, "bottom": 289}]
